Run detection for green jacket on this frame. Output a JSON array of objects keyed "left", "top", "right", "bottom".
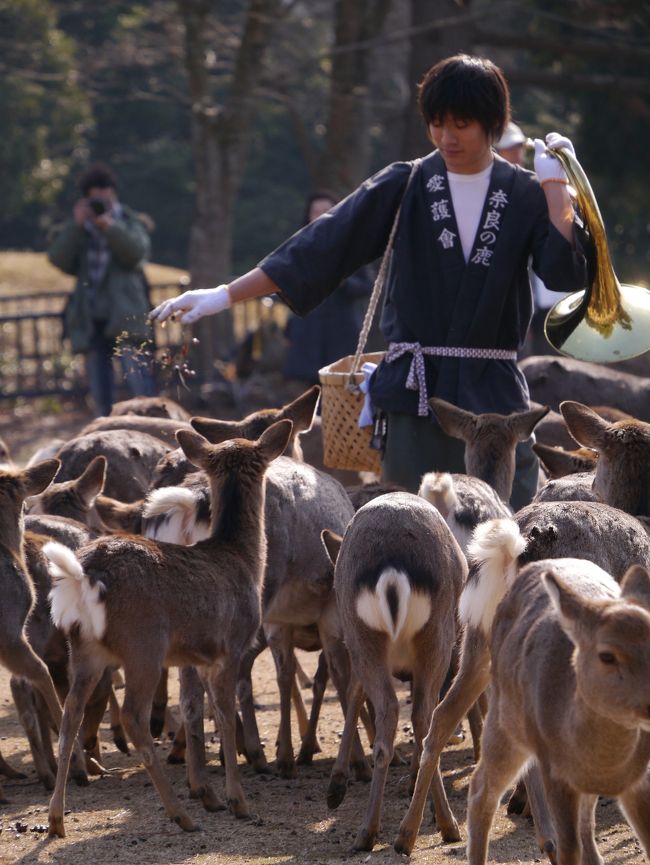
[{"left": 48, "top": 205, "right": 152, "bottom": 353}]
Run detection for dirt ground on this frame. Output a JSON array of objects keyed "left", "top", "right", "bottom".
[{"left": 0, "top": 399, "right": 645, "bottom": 865}]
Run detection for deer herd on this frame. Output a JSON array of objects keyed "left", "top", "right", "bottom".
[{"left": 1, "top": 364, "right": 650, "bottom": 864}]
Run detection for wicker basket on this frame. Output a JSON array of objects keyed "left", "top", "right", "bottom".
[{"left": 318, "top": 352, "right": 384, "bottom": 474}]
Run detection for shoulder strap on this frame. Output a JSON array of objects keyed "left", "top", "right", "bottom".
[{"left": 348, "top": 159, "right": 421, "bottom": 384}]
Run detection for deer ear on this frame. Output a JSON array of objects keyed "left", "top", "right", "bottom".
[
  {"left": 23, "top": 459, "right": 60, "bottom": 497},
  {"left": 321, "top": 529, "right": 342, "bottom": 566},
  {"left": 190, "top": 417, "right": 241, "bottom": 444},
  {"left": 75, "top": 456, "right": 107, "bottom": 507},
  {"left": 507, "top": 405, "right": 550, "bottom": 442},
  {"left": 176, "top": 429, "right": 212, "bottom": 469},
  {"left": 543, "top": 568, "right": 602, "bottom": 645},
  {"left": 429, "top": 398, "right": 475, "bottom": 441},
  {"left": 560, "top": 401, "right": 611, "bottom": 451},
  {"left": 281, "top": 386, "right": 320, "bottom": 433},
  {"left": 257, "top": 419, "right": 293, "bottom": 462},
  {"left": 621, "top": 565, "right": 650, "bottom": 613}
]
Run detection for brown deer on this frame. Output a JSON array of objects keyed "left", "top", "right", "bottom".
[
  {"left": 322, "top": 491, "right": 467, "bottom": 852},
  {"left": 466, "top": 557, "right": 650, "bottom": 865},
  {"left": 0, "top": 461, "right": 89, "bottom": 799},
  {"left": 394, "top": 503, "right": 650, "bottom": 855},
  {"left": 43, "top": 419, "right": 292, "bottom": 837}
]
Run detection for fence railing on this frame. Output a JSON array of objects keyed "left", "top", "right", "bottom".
[{"left": 0, "top": 282, "right": 288, "bottom": 401}]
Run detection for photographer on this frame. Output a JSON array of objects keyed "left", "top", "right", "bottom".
[{"left": 48, "top": 162, "right": 155, "bottom": 416}]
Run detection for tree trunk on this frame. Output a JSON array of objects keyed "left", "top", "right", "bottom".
[{"left": 177, "top": 0, "right": 282, "bottom": 377}]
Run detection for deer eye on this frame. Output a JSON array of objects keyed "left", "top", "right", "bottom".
[{"left": 598, "top": 651, "right": 617, "bottom": 666}]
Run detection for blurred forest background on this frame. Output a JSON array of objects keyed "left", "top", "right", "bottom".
[{"left": 3, "top": 0, "right": 649, "bottom": 304}]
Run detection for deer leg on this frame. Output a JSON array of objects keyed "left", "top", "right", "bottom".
[
  {"left": 523, "top": 762, "right": 557, "bottom": 860},
  {"left": 80, "top": 667, "right": 114, "bottom": 774},
  {"left": 0, "top": 635, "right": 88, "bottom": 787},
  {"left": 150, "top": 667, "right": 168, "bottom": 738},
  {"left": 266, "top": 624, "right": 297, "bottom": 778},
  {"left": 578, "top": 794, "right": 603, "bottom": 865},
  {"left": 108, "top": 685, "right": 129, "bottom": 754},
  {"left": 180, "top": 666, "right": 223, "bottom": 813},
  {"left": 395, "top": 626, "right": 490, "bottom": 855},
  {"left": 0, "top": 747, "right": 26, "bottom": 780},
  {"left": 618, "top": 772, "right": 650, "bottom": 860},
  {"left": 538, "top": 770, "right": 581, "bottom": 865},
  {"left": 411, "top": 657, "right": 461, "bottom": 845},
  {"left": 294, "top": 654, "right": 313, "bottom": 689},
  {"left": 236, "top": 641, "right": 269, "bottom": 772},
  {"left": 320, "top": 626, "right": 371, "bottom": 781},
  {"left": 327, "top": 678, "right": 364, "bottom": 809},
  {"left": 291, "top": 678, "right": 309, "bottom": 740},
  {"left": 48, "top": 649, "right": 105, "bottom": 838},
  {"left": 467, "top": 699, "right": 484, "bottom": 762},
  {"left": 465, "top": 715, "right": 530, "bottom": 865},
  {"left": 120, "top": 663, "right": 198, "bottom": 832},
  {"left": 10, "top": 676, "right": 55, "bottom": 789},
  {"left": 205, "top": 660, "right": 249, "bottom": 819},
  {"left": 351, "top": 666, "right": 399, "bottom": 852},
  {"left": 297, "top": 650, "right": 328, "bottom": 764}
]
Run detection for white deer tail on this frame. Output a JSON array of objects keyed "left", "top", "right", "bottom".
[
  {"left": 142, "top": 486, "right": 207, "bottom": 545},
  {"left": 44, "top": 541, "right": 106, "bottom": 640},
  {"left": 356, "top": 567, "right": 431, "bottom": 642},
  {"left": 418, "top": 472, "right": 458, "bottom": 519},
  {"left": 459, "top": 519, "right": 526, "bottom": 635}
]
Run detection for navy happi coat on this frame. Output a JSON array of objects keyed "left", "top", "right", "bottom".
[{"left": 260, "top": 150, "right": 587, "bottom": 417}]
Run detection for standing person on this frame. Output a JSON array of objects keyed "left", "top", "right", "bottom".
[
  {"left": 48, "top": 162, "right": 156, "bottom": 417},
  {"left": 283, "top": 191, "right": 375, "bottom": 386},
  {"left": 151, "top": 54, "right": 588, "bottom": 510}
]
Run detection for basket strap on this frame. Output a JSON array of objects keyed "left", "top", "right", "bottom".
[{"left": 346, "top": 159, "right": 422, "bottom": 390}]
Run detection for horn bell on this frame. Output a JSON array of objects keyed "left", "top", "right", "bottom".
[{"left": 543, "top": 146, "right": 650, "bottom": 363}]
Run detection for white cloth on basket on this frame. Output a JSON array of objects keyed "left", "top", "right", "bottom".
[{"left": 358, "top": 362, "right": 378, "bottom": 428}]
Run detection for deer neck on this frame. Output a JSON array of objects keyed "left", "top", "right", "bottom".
[
  {"left": 0, "top": 506, "right": 25, "bottom": 561},
  {"left": 205, "top": 470, "right": 267, "bottom": 574}
]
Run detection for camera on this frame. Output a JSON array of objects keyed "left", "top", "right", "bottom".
[{"left": 87, "top": 197, "right": 108, "bottom": 216}]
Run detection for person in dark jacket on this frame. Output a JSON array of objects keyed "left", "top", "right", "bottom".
[
  {"left": 48, "top": 163, "right": 155, "bottom": 417},
  {"left": 283, "top": 192, "right": 375, "bottom": 384},
  {"left": 150, "top": 54, "right": 588, "bottom": 509}
]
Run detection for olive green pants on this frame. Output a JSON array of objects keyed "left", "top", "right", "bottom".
[{"left": 381, "top": 411, "right": 539, "bottom": 511}]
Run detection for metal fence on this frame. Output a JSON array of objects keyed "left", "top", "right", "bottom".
[{"left": 0, "top": 283, "right": 288, "bottom": 401}]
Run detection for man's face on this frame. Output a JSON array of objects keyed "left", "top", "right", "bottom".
[{"left": 428, "top": 115, "right": 493, "bottom": 175}]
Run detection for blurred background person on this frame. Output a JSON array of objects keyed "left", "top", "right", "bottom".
[
  {"left": 48, "top": 162, "right": 156, "bottom": 416},
  {"left": 282, "top": 191, "right": 376, "bottom": 386}
]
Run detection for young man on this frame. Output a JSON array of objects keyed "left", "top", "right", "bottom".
[{"left": 151, "top": 54, "right": 586, "bottom": 509}]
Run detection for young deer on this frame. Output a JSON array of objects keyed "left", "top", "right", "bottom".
[
  {"left": 322, "top": 491, "right": 467, "bottom": 852},
  {"left": 43, "top": 419, "right": 292, "bottom": 838},
  {"left": 394, "top": 503, "right": 650, "bottom": 855},
  {"left": 26, "top": 454, "right": 107, "bottom": 534},
  {"left": 467, "top": 558, "right": 650, "bottom": 865},
  {"left": 0, "top": 461, "right": 88, "bottom": 798},
  {"left": 418, "top": 398, "right": 549, "bottom": 553}
]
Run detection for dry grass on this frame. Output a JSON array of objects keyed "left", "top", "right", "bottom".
[{"left": 0, "top": 251, "right": 188, "bottom": 297}]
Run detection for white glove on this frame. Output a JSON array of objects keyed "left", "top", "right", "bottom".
[
  {"left": 534, "top": 132, "right": 576, "bottom": 183},
  {"left": 149, "top": 284, "right": 231, "bottom": 325}
]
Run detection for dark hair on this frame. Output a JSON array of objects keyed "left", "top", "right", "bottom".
[
  {"left": 303, "top": 190, "right": 338, "bottom": 226},
  {"left": 79, "top": 162, "right": 118, "bottom": 196},
  {"left": 418, "top": 54, "right": 510, "bottom": 142}
]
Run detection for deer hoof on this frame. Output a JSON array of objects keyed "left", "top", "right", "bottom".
[
  {"left": 200, "top": 785, "right": 225, "bottom": 813},
  {"left": 276, "top": 758, "right": 297, "bottom": 779},
  {"left": 326, "top": 774, "right": 348, "bottom": 810},
  {"left": 394, "top": 827, "right": 417, "bottom": 856},
  {"left": 352, "top": 827, "right": 376, "bottom": 852},
  {"left": 351, "top": 759, "right": 372, "bottom": 783},
  {"left": 227, "top": 797, "right": 250, "bottom": 819},
  {"left": 440, "top": 819, "right": 461, "bottom": 844},
  {"left": 296, "top": 745, "right": 315, "bottom": 766},
  {"left": 174, "top": 812, "right": 199, "bottom": 832},
  {"left": 48, "top": 814, "right": 66, "bottom": 838},
  {"left": 111, "top": 725, "right": 130, "bottom": 754},
  {"left": 167, "top": 747, "right": 186, "bottom": 765}
]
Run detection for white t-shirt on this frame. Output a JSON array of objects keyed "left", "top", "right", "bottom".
[{"left": 447, "top": 163, "right": 493, "bottom": 262}]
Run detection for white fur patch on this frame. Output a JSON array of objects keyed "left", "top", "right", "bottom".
[
  {"left": 356, "top": 567, "right": 431, "bottom": 641},
  {"left": 143, "top": 486, "right": 208, "bottom": 545},
  {"left": 418, "top": 472, "right": 458, "bottom": 519},
  {"left": 459, "top": 519, "right": 527, "bottom": 634},
  {"left": 44, "top": 541, "right": 106, "bottom": 640}
]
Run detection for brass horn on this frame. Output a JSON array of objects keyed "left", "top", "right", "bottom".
[{"left": 542, "top": 145, "right": 650, "bottom": 363}]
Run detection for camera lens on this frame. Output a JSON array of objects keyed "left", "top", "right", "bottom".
[{"left": 88, "top": 198, "right": 107, "bottom": 215}]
